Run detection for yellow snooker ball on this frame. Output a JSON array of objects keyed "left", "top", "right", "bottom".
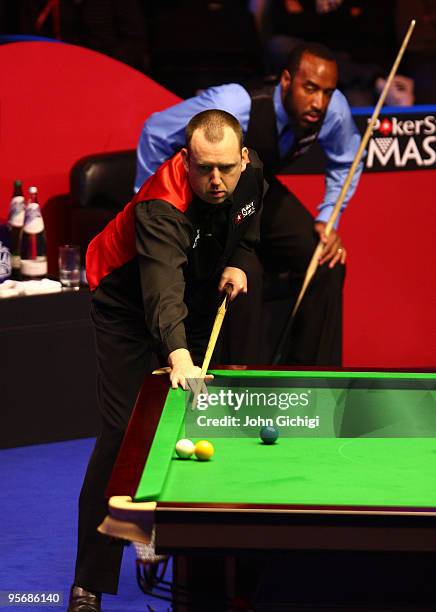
[{"left": 194, "top": 440, "right": 214, "bottom": 461}]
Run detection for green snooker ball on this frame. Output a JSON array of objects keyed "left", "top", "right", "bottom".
[{"left": 260, "top": 425, "right": 279, "bottom": 445}]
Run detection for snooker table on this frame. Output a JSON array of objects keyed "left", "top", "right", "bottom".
[{"left": 100, "top": 368, "right": 436, "bottom": 609}]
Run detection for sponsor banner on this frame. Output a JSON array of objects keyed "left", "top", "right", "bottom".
[
  {"left": 355, "top": 111, "right": 436, "bottom": 172},
  {"left": 283, "top": 105, "right": 436, "bottom": 174}
]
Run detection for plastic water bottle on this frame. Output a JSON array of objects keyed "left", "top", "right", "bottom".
[
  {"left": 7, "top": 179, "right": 25, "bottom": 279},
  {"left": 20, "top": 186, "right": 48, "bottom": 280}
]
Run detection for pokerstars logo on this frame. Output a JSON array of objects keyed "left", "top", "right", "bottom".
[
  {"left": 366, "top": 115, "right": 436, "bottom": 169},
  {"left": 379, "top": 118, "right": 393, "bottom": 136},
  {"left": 234, "top": 200, "right": 256, "bottom": 225}
]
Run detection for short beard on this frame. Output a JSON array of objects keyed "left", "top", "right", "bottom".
[{"left": 284, "top": 93, "right": 325, "bottom": 135}]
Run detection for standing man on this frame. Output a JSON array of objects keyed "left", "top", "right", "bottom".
[
  {"left": 68, "top": 110, "right": 264, "bottom": 611},
  {"left": 135, "top": 42, "right": 363, "bottom": 365}
]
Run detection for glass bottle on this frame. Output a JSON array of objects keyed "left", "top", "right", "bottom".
[
  {"left": 20, "top": 186, "right": 48, "bottom": 280},
  {"left": 7, "top": 180, "right": 25, "bottom": 279}
]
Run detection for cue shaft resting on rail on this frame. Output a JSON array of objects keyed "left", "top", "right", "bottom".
[{"left": 272, "top": 19, "right": 416, "bottom": 365}]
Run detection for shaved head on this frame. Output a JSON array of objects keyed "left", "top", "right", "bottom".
[
  {"left": 182, "top": 110, "right": 249, "bottom": 205},
  {"left": 186, "top": 109, "right": 243, "bottom": 150}
]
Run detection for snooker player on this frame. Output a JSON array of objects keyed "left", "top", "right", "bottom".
[
  {"left": 68, "top": 110, "right": 264, "bottom": 611},
  {"left": 135, "top": 42, "right": 364, "bottom": 366}
]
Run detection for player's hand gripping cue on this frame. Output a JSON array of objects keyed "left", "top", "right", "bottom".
[{"left": 218, "top": 266, "right": 247, "bottom": 300}]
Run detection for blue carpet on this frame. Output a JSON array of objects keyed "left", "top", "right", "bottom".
[{"left": 0, "top": 439, "right": 172, "bottom": 611}]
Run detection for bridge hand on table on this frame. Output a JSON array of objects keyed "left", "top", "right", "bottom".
[{"left": 153, "top": 349, "right": 213, "bottom": 397}]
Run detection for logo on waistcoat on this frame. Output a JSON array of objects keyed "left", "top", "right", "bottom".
[{"left": 234, "top": 201, "right": 255, "bottom": 225}]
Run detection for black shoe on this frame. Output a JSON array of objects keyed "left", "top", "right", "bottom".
[{"left": 67, "top": 586, "right": 101, "bottom": 612}]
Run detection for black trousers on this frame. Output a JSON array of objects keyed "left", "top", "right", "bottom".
[
  {"left": 74, "top": 303, "right": 154, "bottom": 594},
  {"left": 224, "top": 179, "right": 345, "bottom": 366}
]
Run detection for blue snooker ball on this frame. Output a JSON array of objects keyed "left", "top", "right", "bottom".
[{"left": 260, "top": 425, "right": 279, "bottom": 445}]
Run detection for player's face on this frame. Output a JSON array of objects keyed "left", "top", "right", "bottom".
[
  {"left": 182, "top": 127, "right": 249, "bottom": 204},
  {"left": 281, "top": 52, "right": 338, "bottom": 129}
]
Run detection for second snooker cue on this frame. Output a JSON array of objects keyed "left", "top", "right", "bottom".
[{"left": 272, "top": 19, "right": 416, "bottom": 365}]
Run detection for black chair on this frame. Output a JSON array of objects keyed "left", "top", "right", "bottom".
[{"left": 70, "top": 149, "right": 136, "bottom": 260}]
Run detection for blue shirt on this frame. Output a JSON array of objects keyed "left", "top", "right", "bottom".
[{"left": 135, "top": 83, "right": 363, "bottom": 225}]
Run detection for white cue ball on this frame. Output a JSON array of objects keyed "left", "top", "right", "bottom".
[{"left": 175, "top": 438, "right": 195, "bottom": 459}]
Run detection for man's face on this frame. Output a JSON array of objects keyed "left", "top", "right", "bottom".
[
  {"left": 182, "top": 127, "right": 249, "bottom": 204},
  {"left": 280, "top": 52, "right": 338, "bottom": 129}
]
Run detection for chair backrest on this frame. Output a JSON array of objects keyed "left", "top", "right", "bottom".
[
  {"left": 70, "top": 150, "right": 136, "bottom": 212},
  {"left": 70, "top": 150, "right": 137, "bottom": 257}
]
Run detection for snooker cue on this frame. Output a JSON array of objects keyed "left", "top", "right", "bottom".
[
  {"left": 272, "top": 19, "right": 416, "bottom": 365},
  {"left": 152, "top": 366, "right": 171, "bottom": 375},
  {"left": 190, "top": 288, "right": 231, "bottom": 406},
  {"left": 200, "top": 290, "right": 231, "bottom": 378}
]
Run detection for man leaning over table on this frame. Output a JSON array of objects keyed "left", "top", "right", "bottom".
[{"left": 68, "top": 109, "right": 265, "bottom": 611}]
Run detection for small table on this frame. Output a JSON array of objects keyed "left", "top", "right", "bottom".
[{"left": 1, "top": 288, "right": 98, "bottom": 448}]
